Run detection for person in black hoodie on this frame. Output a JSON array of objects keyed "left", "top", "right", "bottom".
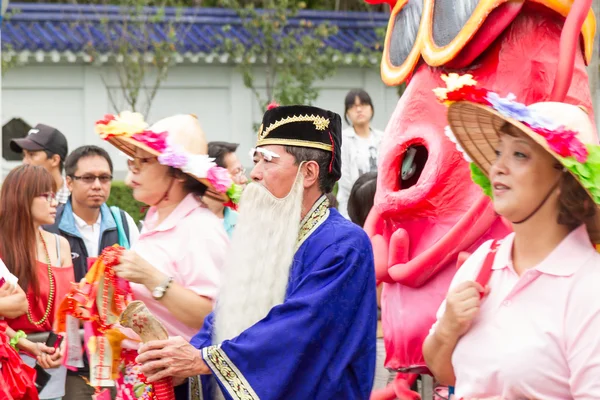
[{"left": 45, "top": 145, "right": 139, "bottom": 399}]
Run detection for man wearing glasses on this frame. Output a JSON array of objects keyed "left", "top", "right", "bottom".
[
  {"left": 205, "top": 141, "right": 247, "bottom": 237},
  {"left": 45, "top": 145, "right": 139, "bottom": 400}
]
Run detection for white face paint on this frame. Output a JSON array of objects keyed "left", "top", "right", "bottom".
[{"left": 249, "top": 147, "right": 281, "bottom": 162}]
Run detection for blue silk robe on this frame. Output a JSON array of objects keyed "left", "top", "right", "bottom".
[{"left": 189, "top": 196, "right": 377, "bottom": 400}]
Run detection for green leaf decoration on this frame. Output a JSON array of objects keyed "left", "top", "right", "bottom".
[
  {"left": 226, "top": 183, "right": 244, "bottom": 204},
  {"left": 559, "top": 144, "right": 600, "bottom": 204},
  {"left": 470, "top": 163, "right": 492, "bottom": 198}
]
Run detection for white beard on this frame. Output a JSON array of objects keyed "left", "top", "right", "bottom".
[{"left": 214, "top": 172, "right": 304, "bottom": 344}]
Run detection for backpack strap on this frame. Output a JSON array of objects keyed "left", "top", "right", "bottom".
[
  {"left": 119, "top": 210, "right": 130, "bottom": 243},
  {"left": 474, "top": 239, "right": 501, "bottom": 298},
  {"left": 109, "top": 206, "right": 130, "bottom": 250}
]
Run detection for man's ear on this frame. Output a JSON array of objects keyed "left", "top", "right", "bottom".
[
  {"left": 302, "top": 160, "right": 320, "bottom": 189},
  {"left": 50, "top": 154, "right": 61, "bottom": 169},
  {"left": 66, "top": 175, "right": 74, "bottom": 192}
]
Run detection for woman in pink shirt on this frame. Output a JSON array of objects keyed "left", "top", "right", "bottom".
[
  {"left": 95, "top": 112, "right": 240, "bottom": 399},
  {"left": 423, "top": 76, "right": 600, "bottom": 399}
]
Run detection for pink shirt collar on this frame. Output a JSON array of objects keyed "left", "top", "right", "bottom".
[
  {"left": 142, "top": 193, "right": 204, "bottom": 235},
  {"left": 493, "top": 225, "right": 595, "bottom": 277}
]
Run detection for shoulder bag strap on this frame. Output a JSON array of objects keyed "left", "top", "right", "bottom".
[{"left": 474, "top": 239, "right": 501, "bottom": 298}]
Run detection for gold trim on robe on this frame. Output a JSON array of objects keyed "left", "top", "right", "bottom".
[
  {"left": 202, "top": 345, "right": 260, "bottom": 400},
  {"left": 296, "top": 195, "right": 330, "bottom": 250}
]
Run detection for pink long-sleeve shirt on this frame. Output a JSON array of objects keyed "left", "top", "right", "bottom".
[
  {"left": 429, "top": 225, "right": 600, "bottom": 399},
  {"left": 131, "top": 194, "right": 228, "bottom": 340}
]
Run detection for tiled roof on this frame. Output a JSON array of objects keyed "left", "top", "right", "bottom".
[{"left": 1, "top": 3, "right": 388, "bottom": 62}]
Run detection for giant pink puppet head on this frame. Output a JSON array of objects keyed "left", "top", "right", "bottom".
[{"left": 366, "top": 1, "right": 594, "bottom": 289}]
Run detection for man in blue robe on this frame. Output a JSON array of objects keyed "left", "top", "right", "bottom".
[{"left": 136, "top": 105, "right": 378, "bottom": 400}]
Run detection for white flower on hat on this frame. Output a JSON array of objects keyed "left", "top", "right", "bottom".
[
  {"left": 182, "top": 154, "right": 216, "bottom": 178},
  {"left": 445, "top": 126, "right": 473, "bottom": 163}
]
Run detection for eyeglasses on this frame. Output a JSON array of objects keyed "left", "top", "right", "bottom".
[
  {"left": 39, "top": 192, "right": 57, "bottom": 204},
  {"left": 232, "top": 167, "right": 246, "bottom": 178},
  {"left": 71, "top": 174, "right": 113, "bottom": 184},
  {"left": 127, "top": 157, "right": 157, "bottom": 172}
]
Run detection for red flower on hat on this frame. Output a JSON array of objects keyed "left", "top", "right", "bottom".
[
  {"left": 267, "top": 102, "right": 280, "bottom": 110},
  {"left": 446, "top": 86, "right": 492, "bottom": 105},
  {"left": 95, "top": 114, "right": 116, "bottom": 126},
  {"left": 532, "top": 126, "right": 589, "bottom": 163},
  {"left": 132, "top": 131, "right": 169, "bottom": 153}
]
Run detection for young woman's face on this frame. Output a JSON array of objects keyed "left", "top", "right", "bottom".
[
  {"left": 346, "top": 96, "right": 373, "bottom": 126},
  {"left": 489, "top": 126, "right": 562, "bottom": 222},
  {"left": 31, "top": 192, "right": 57, "bottom": 226},
  {"left": 125, "top": 148, "right": 174, "bottom": 206}
]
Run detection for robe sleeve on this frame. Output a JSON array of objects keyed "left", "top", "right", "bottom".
[
  {"left": 190, "top": 311, "right": 214, "bottom": 350},
  {"left": 200, "top": 241, "right": 377, "bottom": 400}
]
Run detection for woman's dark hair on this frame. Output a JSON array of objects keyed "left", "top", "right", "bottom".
[
  {"left": 344, "top": 89, "right": 374, "bottom": 125},
  {"left": 0, "top": 165, "right": 54, "bottom": 295},
  {"left": 168, "top": 168, "right": 207, "bottom": 197},
  {"left": 557, "top": 172, "right": 597, "bottom": 230},
  {"left": 347, "top": 172, "right": 378, "bottom": 227}
]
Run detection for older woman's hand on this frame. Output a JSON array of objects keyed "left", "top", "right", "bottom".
[
  {"left": 114, "top": 250, "right": 164, "bottom": 288},
  {"left": 136, "top": 336, "right": 211, "bottom": 383}
]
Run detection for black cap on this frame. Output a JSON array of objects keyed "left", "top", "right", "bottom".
[
  {"left": 10, "top": 123, "right": 68, "bottom": 161},
  {"left": 256, "top": 105, "right": 342, "bottom": 182}
]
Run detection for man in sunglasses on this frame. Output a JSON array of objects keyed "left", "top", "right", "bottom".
[{"left": 45, "top": 145, "right": 140, "bottom": 399}]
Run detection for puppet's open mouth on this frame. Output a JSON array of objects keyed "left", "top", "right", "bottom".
[{"left": 398, "top": 144, "right": 428, "bottom": 190}]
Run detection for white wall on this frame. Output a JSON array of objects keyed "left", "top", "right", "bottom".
[{"left": 2, "top": 63, "right": 400, "bottom": 179}]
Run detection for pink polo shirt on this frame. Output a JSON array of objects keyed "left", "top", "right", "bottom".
[
  {"left": 429, "top": 225, "right": 600, "bottom": 399},
  {"left": 131, "top": 194, "right": 228, "bottom": 341}
]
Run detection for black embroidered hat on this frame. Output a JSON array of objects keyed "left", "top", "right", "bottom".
[{"left": 256, "top": 105, "right": 342, "bottom": 181}]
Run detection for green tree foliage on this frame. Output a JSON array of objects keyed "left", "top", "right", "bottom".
[
  {"left": 220, "top": 0, "right": 344, "bottom": 112},
  {"left": 107, "top": 181, "right": 147, "bottom": 224},
  {"left": 80, "top": 0, "right": 187, "bottom": 117},
  {"left": 2, "top": 11, "right": 21, "bottom": 76}
]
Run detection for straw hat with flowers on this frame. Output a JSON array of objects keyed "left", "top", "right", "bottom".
[
  {"left": 434, "top": 73, "right": 600, "bottom": 249},
  {"left": 95, "top": 112, "right": 242, "bottom": 205}
]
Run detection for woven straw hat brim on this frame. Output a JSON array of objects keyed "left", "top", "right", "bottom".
[
  {"left": 107, "top": 135, "right": 228, "bottom": 202},
  {"left": 447, "top": 101, "right": 600, "bottom": 245}
]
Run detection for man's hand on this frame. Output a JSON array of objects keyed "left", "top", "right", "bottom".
[{"left": 136, "top": 336, "right": 211, "bottom": 383}]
